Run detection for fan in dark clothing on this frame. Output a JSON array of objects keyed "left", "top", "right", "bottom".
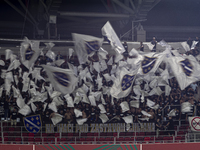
[{"left": 165, "top": 116, "right": 174, "bottom": 136}]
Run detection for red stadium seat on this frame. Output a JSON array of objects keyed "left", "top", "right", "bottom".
[
  {"left": 9, "top": 127, "right": 15, "bottom": 132},
  {"left": 28, "top": 133, "right": 34, "bottom": 137},
  {"left": 113, "top": 132, "right": 117, "bottom": 137},
  {"left": 177, "top": 131, "right": 185, "bottom": 136},
  {"left": 48, "top": 138, "right": 55, "bottom": 144},
  {"left": 28, "top": 138, "right": 35, "bottom": 144},
  {"left": 144, "top": 137, "right": 150, "bottom": 142},
  {"left": 22, "top": 133, "right": 28, "bottom": 137},
  {"left": 136, "top": 137, "right": 144, "bottom": 142},
  {"left": 100, "top": 132, "right": 106, "bottom": 136},
  {"left": 107, "top": 133, "right": 113, "bottom": 136},
  {"left": 35, "top": 138, "right": 42, "bottom": 144},
  {"left": 15, "top": 137, "right": 22, "bottom": 144}
]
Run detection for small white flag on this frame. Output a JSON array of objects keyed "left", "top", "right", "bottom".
[
  {"left": 51, "top": 113, "right": 63, "bottom": 125},
  {"left": 31, "top": 103, "right": 37, "bottom": 113},
  {"left": 98, "top": 104, "right": 106, "bottom": 114},
  {"left": 74, "top": 109, "right": 82, "bottom": 117},
  {"left": 48, "top": 101, "right": 57, "bottom": 112},
  {"left": 120, "top": 101, "right": 130, "bottom": 113},
  {"left": 141, "top": 110, "right": 151, "bottom": 117},
  {"left": 64, "top": 94, "right": 74, "bottom": 107},
  {"left": 168, "top": 109, "right": 176, "bottom": 117},
  {"left": 181, "top": 102, "right": 192, "bottom": 112},
  {"left": 76, "top": 118, "right": 87, "bottom": 125},
  {"left": 99, "top": 113, "right": 109, "bottom": 123},
  {"left": 18, "top": 105, "right": 31, "bottom": 116},
  {"left": 122, "top": 115, "right": 133, "bottom": 124},
  {"left": 89, "top": 95, "right": 96, "bottom": 106},
  {"left": 107, "top": 56, "right": 113, "bottom": 65},
  {"left": 130, "top": 100, "right": 140, "bottom": 108}
]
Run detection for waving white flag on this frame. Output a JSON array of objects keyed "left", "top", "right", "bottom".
[
  {"left": 72, "top": 33, "right": 103, "bottom": 64},
  {"left": 167, "top": 53, "right": 200, "bottom": 90},
  {"left": 110, "top": 67, "right": 137, "bottom": 99},
  {"left": 102, "top": 21, "right": 125, "bottom": 54},
  {"left": 42, "top": 65, "right": 78, "bottom": 95},
  {"left": 20, "top": 37, "right": 42, "bottom": 69}
]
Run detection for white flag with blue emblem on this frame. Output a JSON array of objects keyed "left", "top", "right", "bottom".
[
  {"left": 110, "top": 67, "right": 137, "bottom": 99},
  {"left": 72, "top": 33, "right": 103, "bottom": 64},
  {"left": 20, "top": 37, "right": 42, "bottom": 69},
  {"left": 167, "top": 54, "right": 200, "bottom": 90},
  {"left": 41, "top": 65, "right": 78, "bottom": 95},
  {"left": 137, "top": 50, "right": 167, "bottom": 75}
]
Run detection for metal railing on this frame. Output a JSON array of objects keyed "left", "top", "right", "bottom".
[{"left": 0, "top": 121, "right": 190, "bottom": 145}]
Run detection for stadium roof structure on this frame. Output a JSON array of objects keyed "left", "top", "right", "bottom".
[{"left": 0, "top": 0, "right": 160, "bottom": 41}]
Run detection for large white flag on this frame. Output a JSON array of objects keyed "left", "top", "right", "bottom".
[
  {"left": 110, "top": 67, "right": 137, "bottom": 99},
  {"left": 137, "top": 50, "right": 167, "bottom": 75},
  {"left": 181, "top": 41, "right": 190, "bottom": 52},
  {"left": 72, "top": 33, "right": 103, "bottom": 64},
  {"left": 42, "top": 65, "right": 78, "bottom": 95},
  {"left": 20, "top": 37, "right": 42, "bottom": 69},
  {"left": 167, "top": 53, "right": 200, "bottom": 90},
  {"left": 181, "top": 102, "right": 192, "bottom": 112},
  {"left": 102, "top": 21, "right": 125, "bottom": 54},
  {"left": 102, "top": 21, "right": 125, "bottom": 62}
]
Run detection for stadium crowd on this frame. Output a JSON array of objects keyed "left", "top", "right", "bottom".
[{"left": 0, "top": 36, "right": 199, "bottom": 136}]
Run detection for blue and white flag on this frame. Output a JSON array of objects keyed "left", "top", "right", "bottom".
[
  {"left": 72, "top": 33, "right": 103, "bottom": 64},
  {"left": 41, "top": 65, "right": 78, "bottom": 95},
  {"left": 23, "top": 114, "right": 42, "bottom": 133},
  {"left": 167, "top": 53, "right": 200, "bottom": 90},
  {"left": 137, "top": 50, "right": 167, "bottom": 75},
  {"left": 20, "top": 37, "right": 42, "bottom": 69},
  {"left": 110, "top": 67, "right": 137, "bottom": 99}
]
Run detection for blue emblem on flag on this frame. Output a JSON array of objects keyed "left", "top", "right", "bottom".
[
  {"left": 85, "top": 40, "right": 100, "bottom": 54},
  {"left": 53, "top": 72, "right": 70, "bottom": 87},
  {"left": 23, "top": 115, "right": 42, "bottom": 133},
  {"left": 141, "top": 56, "right": 157, "bottom": 74},
  {"left": 180, "top": 58, "right": 193, "bottom": 76},
  {"left": 121, "top": 74, "right": 135, "bottom": 91},
  {"left": 25, "top": 45, "right": 35, "bottom": 60}
]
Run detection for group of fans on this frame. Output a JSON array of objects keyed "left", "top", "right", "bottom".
[{"left": 0, "top": 36, "right": 199, "bottom": 138}]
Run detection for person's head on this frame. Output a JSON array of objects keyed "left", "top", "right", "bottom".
[
  {"left": 196, "top": 37, "right": 199, "bottom": 40},
  {"left": 13, "top": 108, "right": 17, "bottom": 112},
  {"left": 169, "top": 116, "right": 172, "bottom": 120},
  {"left": 140, "top": 42, "right": 143, "bottom": 44},
  {"left": 153, "top": 37, "right": 156, "bottom": 40}
]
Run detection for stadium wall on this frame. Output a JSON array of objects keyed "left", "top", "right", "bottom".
[{"left": 0, "top": 143, "right": 199, "bottom": 150}]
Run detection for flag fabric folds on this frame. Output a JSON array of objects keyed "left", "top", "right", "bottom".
[
  {"left": 167, "top": 54, "right": 200, "bottom": 90},
  {"left": 41, "top": 65, "right": 78, "bottom": 95},
  {"left": 102, "top": 21, "right": 125, "bottom": 62},
  {"left": 102, "top": 21, "right": 125, "bottom": 54},
  {"left": 72, "top": 33, "right": 103, "bottom": 64},
  {"left": 138, "top": 50, "right": 167, "bottom": 75},
  {"left": 110, "top": 67, "right": 137, "bottom": 99},
  {"left": 20, "top": 37, "right": 42, "bottom": 69}
]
